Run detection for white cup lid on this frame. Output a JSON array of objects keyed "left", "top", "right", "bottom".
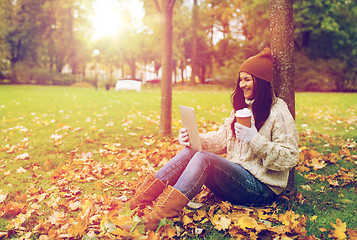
[{"left": 235, "top": 108, "right": 252, "bottom": 118}]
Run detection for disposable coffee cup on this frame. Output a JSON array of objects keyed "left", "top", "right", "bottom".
[{"left": 235, "top": 108, "right": 252, "bottom": 128}]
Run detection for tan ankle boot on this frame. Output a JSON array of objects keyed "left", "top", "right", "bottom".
[
  {"left": 127, "top": 173, "right": 166, "bottom": 210},
  {"left": 143, "top": 185, "right": 189, "bottom": 231}
]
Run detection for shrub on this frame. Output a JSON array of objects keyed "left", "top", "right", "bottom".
[{"left": 294, "top": 52, "right": 344, "bottom": 92}]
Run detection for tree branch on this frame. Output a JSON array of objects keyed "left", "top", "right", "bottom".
[
  {"left": 169, "top": 0, "right": 176, "bottom": 10},
  {"left": 152, "top": 0, "right": 161, "bottom": 12}
]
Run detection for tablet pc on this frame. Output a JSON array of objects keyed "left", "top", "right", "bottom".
[{"left": 179, "top": 105, "right": 202, "bottom": 152}]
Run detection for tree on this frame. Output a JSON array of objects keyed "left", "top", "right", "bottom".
[
  {"left": 152, "top": 0, "right": 176, "bottom": 136},
  {"left": 4, "top": 0, "right": 48, "bottom": 83},
  {"left": 172, "top": 3, "right": 191, "bottom": 84},
  {"left": 270, "top": 0, "right": 295, "bottom": 196},
  {"left": 190, "top": 0, "right": 198, "bottom": 84},
  {"left": 0, "top": 0, "right": 93, "bottom": 83},
  {"left": 294, "top": 0, "right": 357, "bottom": 91},
  {"left": 239, "top": 0, "right": 270, "bottom": 55}
]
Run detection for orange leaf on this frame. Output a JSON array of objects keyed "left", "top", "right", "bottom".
[
  {"left": 310, "top": 158, "right": 327, "bottom": 170},
  {"left": 218, "top": 201, "right": 232, "bottom": 213},
  {"left": 1, "top": 201, "right": 26, "bottom": 218},
  {"left": 347, "top": 228, "right": 357, "bottom": 239}
]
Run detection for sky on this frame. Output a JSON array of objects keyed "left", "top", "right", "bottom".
[{"left": 91, "top": 0, "right": 145, "bottom": 41}]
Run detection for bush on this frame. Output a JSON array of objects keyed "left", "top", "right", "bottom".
[
  {"left": 11, "top": 62, "right": 75, "bottom": 85},
  {"left": 32, "top": 68, "right": 75, "bottom": 86},
  {"left": 52, "top": 73, "right": 75, "bottom": 86},
  {"left": 32, "top": 68, "right": 55, "bottom": 85},
  {"left": 295, "top": 52, "right": 344, "bottom": 92}
]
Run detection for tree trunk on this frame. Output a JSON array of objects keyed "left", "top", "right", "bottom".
[
  {"left": 157, "top": 0, "right": 176, "bottom": 136},
  {"left": 129, "top": 58, "right": 136, "bottom": 78},
  {"left": 190, "top": 0, "right": 198, "bottom": 85},
  {"left": 10, "top": 61, "right": 18, "bottom": 84},
  {"left": 200, "top": 65, "right": 206, "bottom": 84},
  {"left": 270, "top": 0, "right": 296, "bottom": 196},
  {"left": 173, "top": 59, "right": 177, "bottom": 84}
]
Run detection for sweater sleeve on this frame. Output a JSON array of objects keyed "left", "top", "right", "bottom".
[
  {"left": 248, "top": 108, "right": 299, "bottom": 172},
  {"left": 199, "top": 111, "right": 234, "bottom": 154}
]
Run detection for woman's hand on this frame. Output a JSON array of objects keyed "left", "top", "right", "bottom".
[
  {"left": 178, "top": 128, "right": 191, "bottom": 147},
  {"left": 234, "top": 122, "right": 258, "bottom": 143}
]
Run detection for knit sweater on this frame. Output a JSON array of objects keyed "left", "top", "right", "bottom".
[{"left": 199, "top": 98, "right": 299, "bottom": 195}]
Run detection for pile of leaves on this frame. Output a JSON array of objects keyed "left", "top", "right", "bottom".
[{"left": 0, "top": 131, "right": 356, "bottom": 239}]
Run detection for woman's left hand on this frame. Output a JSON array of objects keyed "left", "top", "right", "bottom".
[{"left": 234, "top": 122, "right": 258, "bottom": 143}]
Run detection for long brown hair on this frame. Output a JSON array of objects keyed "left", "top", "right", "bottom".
[{"left": 231, "top": 75, "right": 274, "bottom": 134}]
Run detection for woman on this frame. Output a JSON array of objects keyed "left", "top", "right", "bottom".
[{"left": 125, "top": 48, "right": 299, "bottom": 231}]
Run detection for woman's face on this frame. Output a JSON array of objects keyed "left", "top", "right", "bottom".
[{"left": 239, "top": 72, "right": 255, "bottom": 100}]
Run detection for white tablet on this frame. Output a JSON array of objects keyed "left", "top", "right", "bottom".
[{"left": 179, "top": 105, "right": 202, "bottom": 152}]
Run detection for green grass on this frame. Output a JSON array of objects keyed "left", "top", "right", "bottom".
[{"left": 0, "top": 85, "right": 356, "bottom": 238}]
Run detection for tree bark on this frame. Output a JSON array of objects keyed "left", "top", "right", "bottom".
[
  {"left": 10, "top": 61, "right": 18, "bottom": 84},
  {"left": 190, "top": 0, "right": 198, "bottom": 85},
  {"left": 157, "top": 0, "right": 176, "bottom": 136},
  {"left": 270, "top": 0, "right": 296, "bottom": 196}
]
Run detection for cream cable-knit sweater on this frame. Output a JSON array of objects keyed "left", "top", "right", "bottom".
[{"left": 199, "top": 98, "right": 299, "bottom": 195}]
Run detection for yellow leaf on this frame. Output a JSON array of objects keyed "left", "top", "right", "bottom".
[
  {"left": 182, "top": 214, "right": 193, "bottom": 226},
  {"left": 236, "top": 216, "right": 258, "bottom": 231},
  {"left": 327, "top": 178, "right": 340, "bottom": 187},
  {"left": 310, "top": 215, "right": 317, "bottom": 222},
  {"left": 68, "top": 221, "right": 87, "bottom": 238},
  {"left": 330, "top": 219, "right": 347, "bottom": 240},
  {"left": 193, "top": 210, "right": 206, "bottom": 222},
  {"left": 111, "top": 227, "right": 128, "bottom": 236}
]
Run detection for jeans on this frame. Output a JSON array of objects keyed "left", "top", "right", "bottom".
[{"left": 155, "top": 147, "right": 277, "bottom": 207}]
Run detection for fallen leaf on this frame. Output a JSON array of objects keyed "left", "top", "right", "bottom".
[
  {"left": 69, "top": 201, "right": 81, "bottom": 211},
  {"left": 0, "top": 193, "right": 8, "bottom": 204},
  {"left": 193, "top": 210, "right": 206, "bottom": 222},
  {"left": 211, "top": 214, "right": 231, "bottom": 231},
  {"left": 347, "top": 228, "right": 357, "bottom": 239},
  {"left": 15, "top": 153, "right": 30, "bottom": 160},
  {"left": 68, "top": 220, "right": 87, "bottom": 238},
  {"left": 182, "top": 214, "right": 194, "bottom": 227},
  {"left": 187, "top": 201, "right": 204, "bottom": 209},
  {"left": 236, "top": 216, "right": 258, "bottom": 231},
  {"left": 330, "top": 219, "right": 347, "bottom": 240},
  {"left": 16, "top": 167, "right": 26, "bottom": 173},
  {"left": 300, "top": 185, "right": 312, "bottom": 191}
]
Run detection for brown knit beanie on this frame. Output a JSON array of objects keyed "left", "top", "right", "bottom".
[{"left": 239, "top": 47, "right": 273, "bottom": 83}]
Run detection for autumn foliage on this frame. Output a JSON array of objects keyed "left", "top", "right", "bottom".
[
  {"left": 0, "top": 87, "right": 356, "bottom": 239},
  {"left": 0, "top": 130, "right": 356, "bottom": 239}
]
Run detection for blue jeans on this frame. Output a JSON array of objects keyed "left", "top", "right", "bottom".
[{"left": 155, "top": 147, "right": 277, "bottom": 207}]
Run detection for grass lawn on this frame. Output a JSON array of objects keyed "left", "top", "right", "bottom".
[{"left": 0, "top": 85, "right": 356, "bottom": 239}]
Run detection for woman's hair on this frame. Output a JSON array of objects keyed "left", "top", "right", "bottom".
[{"left": 231, "top": 75, "right": 274, "bottom": 134}]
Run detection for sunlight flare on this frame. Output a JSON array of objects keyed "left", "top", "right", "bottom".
[{"left": 91, "top": 0, "right": 145, "bottom": 41}]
